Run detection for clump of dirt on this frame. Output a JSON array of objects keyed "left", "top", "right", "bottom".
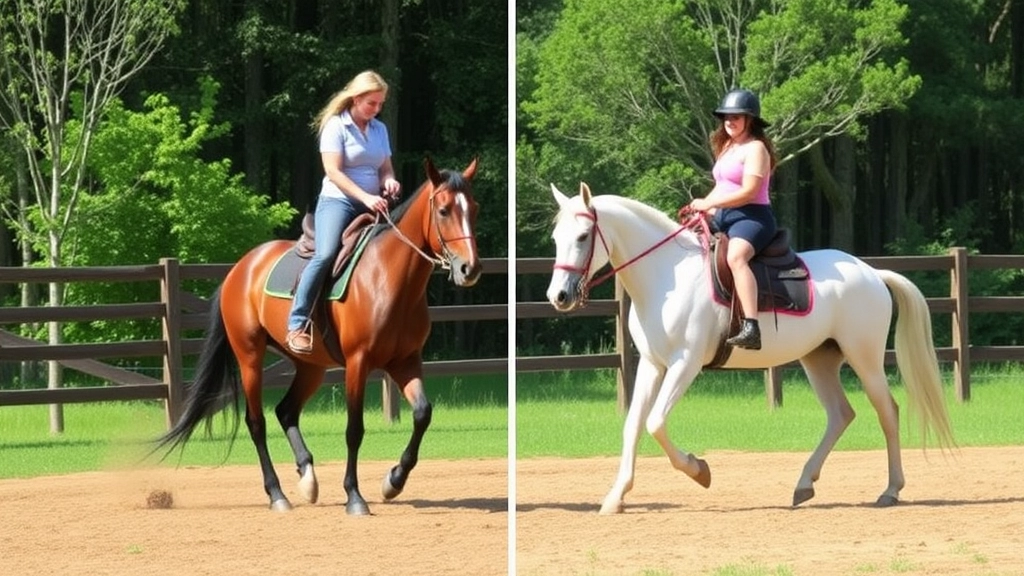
[{"left": 145, "top": 489, "right": 174, "bottom": 509}]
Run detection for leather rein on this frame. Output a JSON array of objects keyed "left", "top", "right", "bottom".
[{"left": 379, "top": 184, "right": 474, "bottom": 276}]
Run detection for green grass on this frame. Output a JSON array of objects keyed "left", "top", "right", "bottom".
[
  {"left": 0, "top": 373, "right": 508, "bottom": 479},
  {"left": 515, "top": 364, "right": 1024, "bottom": 458},
  {"left": 3, "top": 363, "right": 1023, "bottom": 479}
]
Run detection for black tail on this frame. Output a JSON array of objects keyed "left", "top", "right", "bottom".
[{"left": 153, "top": 286, "right": 241, "bottom": 459}]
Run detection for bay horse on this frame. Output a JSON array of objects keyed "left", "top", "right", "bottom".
[
  {"left": 157, "top": 157, "right": 482, "bottom": 514},
  {"left": 546, "top": 183, "right": 955, "bottom": 514}
]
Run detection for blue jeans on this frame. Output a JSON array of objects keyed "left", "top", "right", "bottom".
[{"left": 288, "top": 195, "right": 365, "bottom": 330}]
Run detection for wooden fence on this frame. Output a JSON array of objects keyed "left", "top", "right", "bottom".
[
  {"left": 3, "top": 247, "right": 1023, "bottom": 427},
  {"left": 0, "top": 258, "right": 508, "bottom": 425},
  {"left": 516, "top": 247, "right": 1024, "bottom": 410}
]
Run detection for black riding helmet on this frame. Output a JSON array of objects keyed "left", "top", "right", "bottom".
[{"left": 714, "top": 89, "right": 770, "bottom": 128}]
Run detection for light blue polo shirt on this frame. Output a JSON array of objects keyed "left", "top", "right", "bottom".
[{"left": 318, "top": 109, "right": 393, "bottom": 202}]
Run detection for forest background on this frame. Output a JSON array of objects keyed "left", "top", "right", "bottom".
[
  {"left": 3, "top": 0, "right": 1024, "bottom": 376},
  {"left": 516, "top": 0, "right": 1024, "bottom": 356},
  {"left": 0, "top": 0, "right": 509, "bottom": 378}
]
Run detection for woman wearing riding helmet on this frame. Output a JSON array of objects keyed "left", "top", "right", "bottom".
[{"left": 688, "top": 88, "right": 778, "bottom": 350}]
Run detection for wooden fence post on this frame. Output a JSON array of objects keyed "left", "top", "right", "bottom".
[
  {"left": 615, "top": 280, "right": 635, "bottom": 414},
  {"left": 382, "top": 375, "right": 401, "bottom": 423},
  {"left": 764, "top": 366, "right": 783, "bottom": 409},
  {"left": 949, "top": 247, "right": 970, "bottom": 401},
  {"left": 160, "top": 258, "right": 184, "bottom": 427}
]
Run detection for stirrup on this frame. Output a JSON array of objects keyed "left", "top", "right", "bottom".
[{"left": 286, "top": 325, "right": 313, "bottom": 354}]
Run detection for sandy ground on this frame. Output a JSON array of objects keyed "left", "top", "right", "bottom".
[
  {"left": 0, "top": 458, "right": 508, "bottom": 576},
  {"left": 1, "top": 447, "right": 1021, "bottom": 575},
  {"left": 516, "top": 446, "right": 1024, "bottom": 575}
]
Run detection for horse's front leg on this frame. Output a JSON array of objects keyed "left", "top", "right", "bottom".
[
  {"left": 381, "top": 364, "right": 430, "bottom": 501},
  {"left": 342, "top": 363, "right": 371, "bottom": 516},
  {"left": 601, "top": 357, "right": 664, "bottom": 514},
  {"left": 646, "top": 356, "right": 710, "bottom": 489}
]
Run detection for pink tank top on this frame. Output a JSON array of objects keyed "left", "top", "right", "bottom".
[{"left": 712, "top": 144, "right": 771, "bottom": 205}]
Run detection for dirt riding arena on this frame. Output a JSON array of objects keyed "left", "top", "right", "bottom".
[
  {"left": 1, "top": 447, "right": 1022, "bottom": 575},
  {"left": 517, "top": 446, "right": 1024, "bottom": 575}
]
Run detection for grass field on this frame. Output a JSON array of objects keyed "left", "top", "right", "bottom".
[
  {"left": 516, "top": 364, "right": 1024, "bottom": 458},
  {"left": 0, "top": 373, "right": 509, "bottom": 479},
  {"left": 1, "top": 363, "right": 1022, "bottom": 479}
]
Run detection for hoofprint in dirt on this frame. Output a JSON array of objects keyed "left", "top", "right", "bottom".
[
  {"left": 516, "top": 446, "right": 1024, "bottom": 576},
  {"left": 0, "top": 458, "right": 507, "bottom": 576}
]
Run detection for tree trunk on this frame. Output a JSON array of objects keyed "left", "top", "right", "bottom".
[
  {"left": 889, "top": 113, "right": 909, "bottom": 244},
  {"left": 1012, "top": 0, "right": 1023, "bottom": 98},
  {"left": 380, "top": 0, "right": 400, "bottom": 153},
  {"left": 866, "top": 116, "right": 885, "bottom": 254},
  {"left": 774, "top": 156, "right": 800, "bottom": 249},
  {"left": 808, "top": 138, "right": 855, "bottom": 251},
  {"left": 243, "top": 7, "right": 265, "bottom": 192},
  {"left": 47, "top": 238, "right": 64, "bottom": 435}
]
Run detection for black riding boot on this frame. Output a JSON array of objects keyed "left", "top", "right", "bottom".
[{"left": 727, "top": 318, "right": 761, "bottom": 350}]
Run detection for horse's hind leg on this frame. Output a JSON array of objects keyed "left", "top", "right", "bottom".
[
  {"left": 794, "top": 342, "right": 856, "bottom": 506},
  {"left": 843, "top": 343, "right": 904, "bottom": 507},
  {"left": 239, "top": 359, "right": 292, "bottom": 511},
  {"left": 275, "top": 362, "right": 328, "bottom": 504},
  {"left": 385, "top": 362, "right": 432, "bottom": 498}
]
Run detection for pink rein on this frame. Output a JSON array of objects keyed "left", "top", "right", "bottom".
[{"left": 553, "top": 205, "right": 712, "bottom": 296}]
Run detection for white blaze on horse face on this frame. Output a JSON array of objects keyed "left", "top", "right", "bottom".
[
  {"left": 455, "top": 192, "right": 472, "bottom": 243},
  {"left": 546, "top": 205, "right": 593, "bottom": 311}
]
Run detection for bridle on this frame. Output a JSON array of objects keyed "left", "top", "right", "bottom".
[
  {"left": 552, "top": 205, "right": 711, "bottom": 305},
  {"left": 380, "top": 183, "right": 475, "bottom": 276}
]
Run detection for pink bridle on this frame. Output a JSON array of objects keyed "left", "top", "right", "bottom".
[{"left": 552, "top": 205, "right": 712, "bottom": 305}]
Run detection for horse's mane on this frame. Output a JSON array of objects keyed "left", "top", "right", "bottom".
[
  {"left": 593, "top": 194, "right": 678, "bottom": 233},
  {"left": 368, "top": 168, "right": 468, "bottom": 241}
]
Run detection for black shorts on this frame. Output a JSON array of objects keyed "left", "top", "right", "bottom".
[{"left": 711, "top": 204, "right": 777, "bottom": 253}]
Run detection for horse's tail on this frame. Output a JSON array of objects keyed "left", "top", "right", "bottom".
[
  {"left": 877, "top": 269, "right": 956, "bottom": 451},
  {"left": 153, "top": 286, "right": 241, "bottom": 459}
]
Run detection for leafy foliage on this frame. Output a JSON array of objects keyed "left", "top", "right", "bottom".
[{"left": 49, "top": 79, "right": 295, "bottom": 344}]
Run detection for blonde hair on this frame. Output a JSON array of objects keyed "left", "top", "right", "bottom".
[{"left": 311, "top": 70, "right": 389, "bottom": 135}]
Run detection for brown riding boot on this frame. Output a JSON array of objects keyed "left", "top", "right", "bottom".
[
  {"left": 726, "top": 318, "right": 761, "bottom": 350},
  {"left": 287, "top": 327, "right": 313, "bottom": 355}
]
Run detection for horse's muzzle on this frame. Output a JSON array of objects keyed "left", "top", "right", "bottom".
[
  {"left": 451, "top": 256, "right": 482, "bottom": 287},
  {"left": 547, "top": 274, "right": 584, "bottom": 312}
]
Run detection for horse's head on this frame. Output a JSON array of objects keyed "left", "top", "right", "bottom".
[
  {"left": 422, "top": 157, "right": 482, "bottom": 287},
  {"left": 546, "top": 181, "right": 607, "bottom": 312}
]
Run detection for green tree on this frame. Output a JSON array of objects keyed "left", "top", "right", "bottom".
[
  {"left": 44, "top": 80, "right": 294, "bottom": 345},
  {"left": 0, "top": 0, "right": 186, "bottom": 432},
  {"left": 518, "top": 0, "right": 918, "bottom": 249}
]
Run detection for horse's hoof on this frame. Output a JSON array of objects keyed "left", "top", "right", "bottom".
[
  {"left": 792, "top": 487, "right": 815, "bottom": 507},
  {"left": 345, "top": 500, "right": 371, "bottom": 516},
  {"left": 381, "top": 471, "right": 403, "bottom": 501},
  {"left": 297, "top": 465, "right": 319, "bottom": 504},
  {"left": 692, "top": 458, "right": 712, "bottom": 488},
  {"left": 875, "top": 494, "right": 899, "bottom": 508},
  {"left": 270, "top": 498, "right": 293, "bottom": 512},
  {"left": 599, "top": 499, "right": 624, "bottom": 515}
]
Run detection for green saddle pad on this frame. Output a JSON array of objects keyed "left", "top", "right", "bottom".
[{"left": 264, "top": 230, "right": 373, "bottom": 301}]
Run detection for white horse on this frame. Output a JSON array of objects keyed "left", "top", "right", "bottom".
[{"left": 545, "top": 183, "right": 955, "bottom": 514}]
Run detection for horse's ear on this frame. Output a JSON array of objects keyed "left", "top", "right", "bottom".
[
  {"left": 424, "top": 156, "right": 443, "bottom": 186},
  {"left": 551, "top": 183, "right": 570, "bottom": 208},
  {"left": 462, "top": 157, "right": 478, "bottom": 180},
  {"left": 580, "top": 182, "right": 593, "bottom": 207}
]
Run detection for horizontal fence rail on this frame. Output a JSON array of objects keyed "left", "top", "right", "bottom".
[
  {"left": 3, "top": 248, "right": 1023, "bottom": 427},
  {"left": 516, "top": 248, "right": 1024, "bottom": 410},
  {"left": 0, "top": 258, "right": 508, "bottom": 425}
]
